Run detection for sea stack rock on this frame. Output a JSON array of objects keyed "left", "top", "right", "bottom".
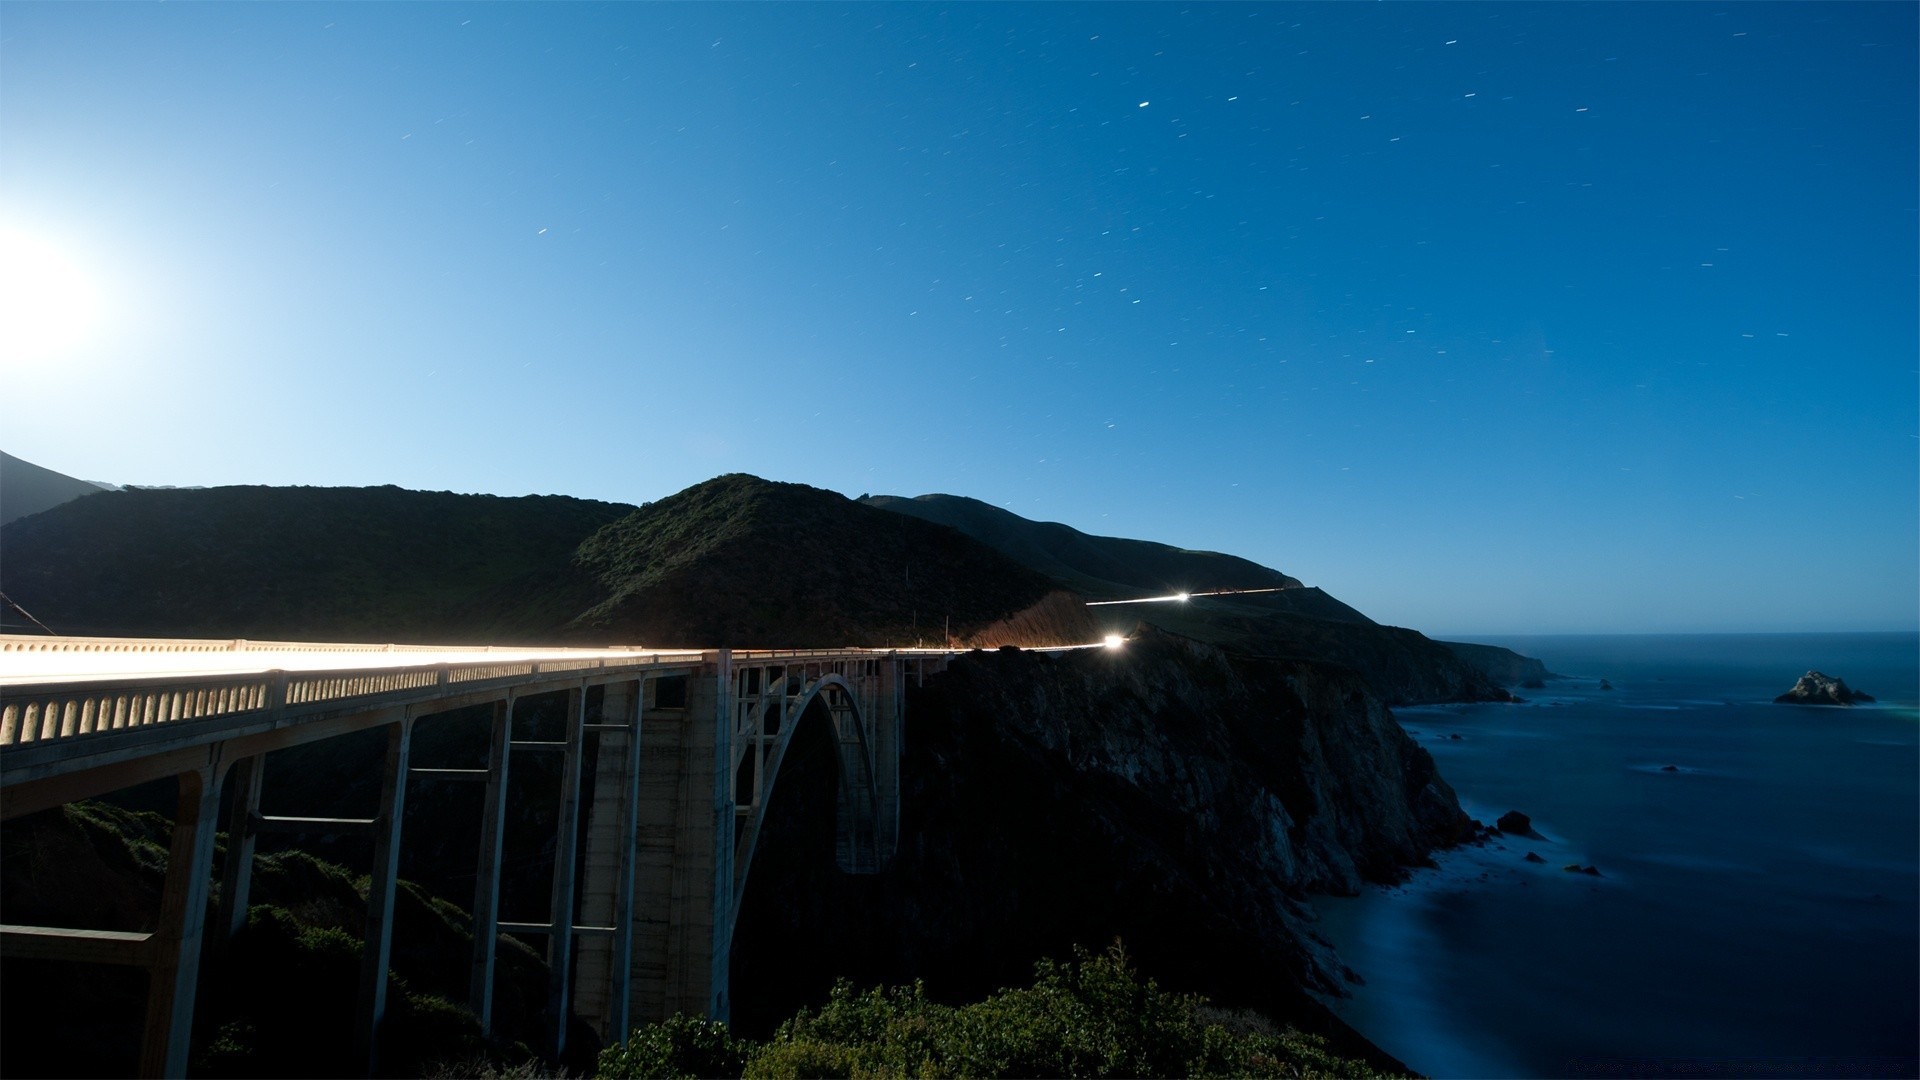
[
  {"left": 1774, "top": 671, "right": 1875, "bottom": 707},
  {"left": 1496, "top": 810, "right": 1533, "bottom": 835}
]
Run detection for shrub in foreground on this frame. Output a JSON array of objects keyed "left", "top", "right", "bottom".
[{"left": 599, "top": 945, "right": 1393, "bottom": 1079}]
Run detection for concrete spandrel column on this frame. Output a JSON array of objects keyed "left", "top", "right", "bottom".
[
  {"left": 218, "top": 753, "right": 266, "bottom": 943},
  {"left": 469, "top": 696, "right": 515, "bottom": 1033},
  {"left": 706, "top": 650, "right": 734, "bottom": 1024},
  {"left": 139, "top": 762, "right": 226, "bottom": 1079},
  {"left": 572, "top": 678, "right": 644, "bottom": 1043},
  {"left": 874, "top": 657, "right": 903, "bottom": 860},
  {"left": 544, "top": 684, "right": 589, "bottom": 1059},
  {"left": 356, "top": 718, "right": 414, "bottom": 1074}
]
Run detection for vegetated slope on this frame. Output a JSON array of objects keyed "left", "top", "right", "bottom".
[
  {"left": 1123, "top": 597, "right": 1514, "bottom": 705},
  {"left": 0, "top": 799, "right": 580, "bottom": 1078},
  {"left": 861, "top": 492, "right": 1314, "bottom": 603},
  {"left": 0, "top": 474, "right": 1059, "bottom": 649},
  {"left": 0, "top": 485, "right": 630, "bottom": 641},
  {"left": 731, "top": 631, "right": 1472, "bottom": 1068},
  {"left": 568, "top": 475, "right": 1056, "bottom": 647},
  {"left": 864, "top": 491, "right": 1532, "bottom": 703},
  {"left": 0, "top": 450, "right": 107, "bottom": 526}
]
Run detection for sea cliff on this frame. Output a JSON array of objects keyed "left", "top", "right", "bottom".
[{"left": 731, "top": 629, "right": 1471, "bottom": 1069}]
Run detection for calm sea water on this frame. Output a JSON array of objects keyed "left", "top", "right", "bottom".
[{"left": 1312, "top": 633, "right": 1919, "bottom": 1079}]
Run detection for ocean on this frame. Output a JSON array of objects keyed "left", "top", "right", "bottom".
[{"left": 1311, "top": 632, "right": 1919, "bottom": 1079}]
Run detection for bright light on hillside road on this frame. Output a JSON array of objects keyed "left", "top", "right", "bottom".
[
  {"left": 1103, "top": 634, "right": 1126, "bottom": 649},
  {"left": 1085, "top": 587, "right": 1286, "bottom": 607}
]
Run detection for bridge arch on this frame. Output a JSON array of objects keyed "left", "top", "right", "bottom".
[{"left": 727, "top": 669, "right": 887, "bottom": 934}]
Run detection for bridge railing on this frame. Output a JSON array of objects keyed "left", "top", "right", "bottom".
[
  {"left": 3, "top": 673, "right": 277, "bottom": 744},
  {"left": 0, "top": 653, "right": 703, "bottom": 750},
  {"left": 0, "top": 635, "right": 565, "bottom": 656},
  {"left": 0, "top": 638, "right": 1038, "bottom": 753}
]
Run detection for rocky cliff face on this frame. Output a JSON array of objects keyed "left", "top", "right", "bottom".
[
  {"left": 729, "top": 629, "right": 1471, "bottom": 1068},
  {"left": 1440, "top": 640, "right": 1557, "bottom": 687}
]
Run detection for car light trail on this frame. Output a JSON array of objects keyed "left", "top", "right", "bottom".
[{"left": 1084, "top": 586, "right": 1290, "bottom": 607}]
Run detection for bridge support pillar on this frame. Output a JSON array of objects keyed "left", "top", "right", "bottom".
[
  {"left": 218, "top": 753, "right": 265, "bottom": 943},
  {"left": 544, "top": 685, "right": 589, "bottom": 1058},
  {"left": 874, "top": 659, "right": 903, "bottom": 858},
  {"left": 468, "top": 696, "right": 515, "bottom": 1034},
  {"left": 356, "top": 718, "right": 413, "bottom": 1074},
  {"left": 573, "top": 678, "right": 644, "bottom": 1044},
  {"left": 706, "top": 650, "right": 734, "bottom": 1024},
  {"left": 623, "top": 656, "right": 731, "bottom": 1029},
  {"left": 139, "top": 763, "right": 224, "bottom": 1079}
]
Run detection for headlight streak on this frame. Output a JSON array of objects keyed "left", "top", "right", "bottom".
[{"left": 1083, "top": 586, "right": 1289, "bottom": 607}]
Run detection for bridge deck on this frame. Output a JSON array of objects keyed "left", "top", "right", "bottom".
[{"left": 0, "top": 635, "right": 702, "bottom": 685}]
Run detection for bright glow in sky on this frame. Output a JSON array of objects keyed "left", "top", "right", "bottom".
[
  {"left": 0, "top": 223, "right": 103, "bottom": 362},
  {"left": 2, "top": 3, "right": 1914, "bottom": 635}
]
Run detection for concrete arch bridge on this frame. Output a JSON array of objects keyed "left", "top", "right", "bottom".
[{"left": 0, "top": 635, "right": 1004, "bottom": 1077}]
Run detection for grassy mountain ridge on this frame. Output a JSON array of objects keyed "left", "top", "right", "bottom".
[
  {"left": 1, "top": 450, "right": 107, "bottom": 526},
  {"left": 862, "top": 490, "right": 1530, "bottom": 703},
  {"left": 860, "top": 492, "right": 1309, "bottom": 602},
  {"left": 0, "top": 484, "right": 631, "bottom": 641},
  {"left": 0, "top": 475, "right": 1058, "bottom": 648},
  {"left": 2, "top": 472, "right": 1543, "bottom": 697},
  {"left": 569, "top": 475, "right": 1055, "bottom": 647}
]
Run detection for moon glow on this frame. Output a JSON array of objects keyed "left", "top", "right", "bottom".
[{"left": 0, "top": 224, "right": 104, "bottom": 363}]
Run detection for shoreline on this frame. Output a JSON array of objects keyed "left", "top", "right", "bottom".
[{"left": 1311, "top": 636, "right": 1918, "bottom": 1079}]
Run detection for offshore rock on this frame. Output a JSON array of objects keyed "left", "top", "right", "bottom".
[
  {"left": 1774, "top": 671, "right": 1875, "bottom": 706},
  {"left": 1496, "top": 810, "right": 1534, "bottom": 835}
]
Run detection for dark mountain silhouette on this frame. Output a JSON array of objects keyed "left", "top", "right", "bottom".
[
  {"left": 567, "top": 474, "right": 1054, "bottom": 647},
  {"left": 0, "top": 475, "right": 1053, "bottom": 649},
  {"left": 859, "top": 492, "right": 1310, "bottom": 601},
  {"left": 1, "top": 451, "right": 108, "bottom": 526},
  {"left": 2, "top": 473, "right": 1538, "bottom": 699},
  {"left": 0, "top": 484, "right": 631, "bottom": 641},
  {"left": 862, "top": 490, "right": 1529, "bottom": 703}
]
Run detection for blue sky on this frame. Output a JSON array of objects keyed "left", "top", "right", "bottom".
[{"left": 3, "top": 3, "right": 1914, "bottom": 635}]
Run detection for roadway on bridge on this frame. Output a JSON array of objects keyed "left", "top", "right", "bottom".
[
  {"left": 0, "top": 638, "right": 697, "bottom": 685},
  {"left": 0, "top": 635, "right": 1115, "bottom": 687}
]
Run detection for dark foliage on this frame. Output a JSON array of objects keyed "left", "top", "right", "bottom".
[
  {"left": 0, "top": 484, "right": 628, "bottom": 641},
  {"left": 569, "top": 474, "right": 1055, "bottom": 646},
  {"left": 0, "top": 800, "right": 570, "bottom": 1079},
  {"left": 602, "top": 946, "right": 1393, "bottom": 1079}
]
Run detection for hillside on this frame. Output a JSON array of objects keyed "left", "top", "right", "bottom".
[
  {"left": 0, "top": 451, "right": 107, "bottom": 526},
  {"left": 568, "top": 475, "right": 1056, "bottom": 647},
  {"left": 0, "top": 484, "right": 631, "bottom": 641},
  {"left": 0, "top": 475, "right": 1057, "bottom": 648},
  {"left": 863, "top": 491, "right": 1532, "bottom": 703},
  {"left": 2, "top": 474, "right": 1543, "bottom": 697},
  {"left": 860, "top": 493, "right": 1312, "bottom": 603}
]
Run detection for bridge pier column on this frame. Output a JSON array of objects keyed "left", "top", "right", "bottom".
[
  {"left": 544, "top": 685, "right": 589, "bottom": 1059},
  {"left": 573, "top": 678, "right": 644, "bottom": 1044},
  {"left": 874, "top": 658, "right": 903, "bottom": 859},
  {"left": 356, "top": 718, "right": 414, "bottom": 1074},
  {"left": 468, "top": 696, "right": 515, "bottom": 1034},
  {"left": 139, "top": 762, "right": 224, "bottom": 1079},
  {"left": 218, "top": 753, "right": 265, "bottom": 943},
  {"left": 705, "top": 650, "right": 734, "bottom": 1024}
]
